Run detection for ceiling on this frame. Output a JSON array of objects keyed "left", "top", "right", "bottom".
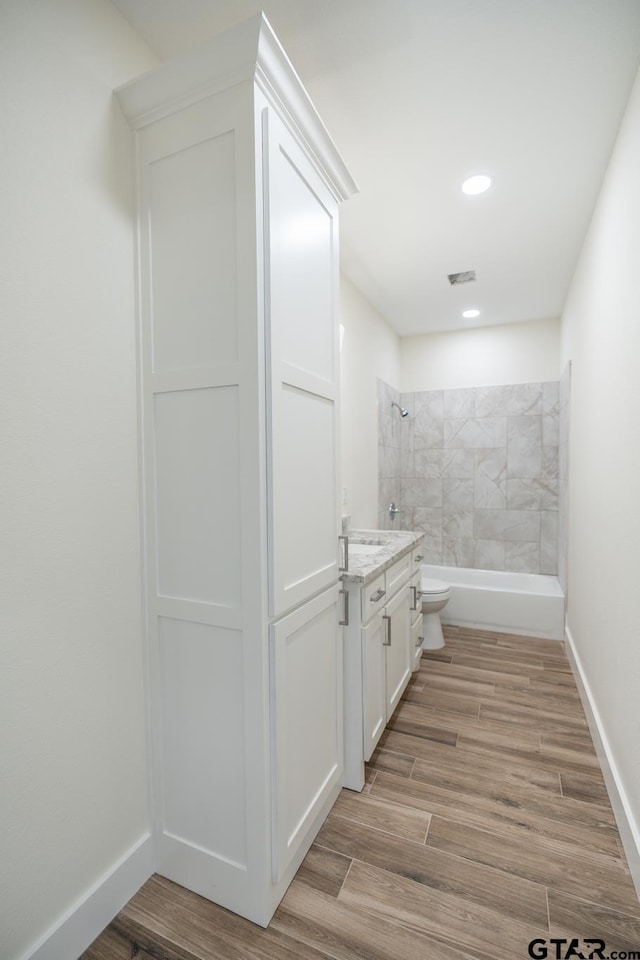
[{"left": 111, "top": 0, "right": 640, "bottom": 336}]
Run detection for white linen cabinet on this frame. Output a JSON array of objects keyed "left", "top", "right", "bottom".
[{"left": 116, "top": 14, "right": 356, "bottom": 926}]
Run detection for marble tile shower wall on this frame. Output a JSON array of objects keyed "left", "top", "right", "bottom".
[
  {"left": 557, "top": 363, "right": 571, "bottom": 593},
  {"left": 396, "top": 382, "right": 560, "bottom": 574},
  {"left": 377, "top": 379, "right": 401, "bottom": 529}
]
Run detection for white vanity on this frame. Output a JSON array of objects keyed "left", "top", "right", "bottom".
[{"left": 340, "top": 530, "right": 425, "bottom": 791}]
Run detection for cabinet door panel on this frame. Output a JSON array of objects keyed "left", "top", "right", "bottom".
[
  {"left": 264, "top": 108, "right": 340, "bottom": 617},
  {"left": 362, "top": 614, "right": 386, "bottom": 761},
  {"left": 270, "top": 586, "right": 343, "bottom": 882},
  {"left": 384, "top": 585, "right": 411, "bottom": 719}
]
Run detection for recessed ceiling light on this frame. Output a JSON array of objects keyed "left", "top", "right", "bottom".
[
  {"left": 462, "top": 174, "right": 492, "bottom": 195},
  {"left": 462, "top": 309, "right": 480, "bottom": 319}
]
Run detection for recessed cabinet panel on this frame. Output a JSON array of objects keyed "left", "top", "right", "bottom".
[
  {"left": 154, "top": 387, "right": 241, "bottom": 606},
  {"left": 384, "top": 585, "right": 411, "bottom": 719},
  {"left": 267, "top": 128, "right": 335, "bottom": 384},
  {"left": 265, "top": 109, "right": 340, "bottom": 617},
  {"left": 362, "top": 614, "right": 386, "bottom": 761},
  {"left": 149, "top": 131, "right": 238, "bottom": 372},
  {"left": 159, "top": 617, "right": 247, "bottom": 867},
  {"left": 271, "top": 384, "right": 337, "bottom": 610},
  {"left": 270, "top": 587, "right": 342, "bottom": 881}
]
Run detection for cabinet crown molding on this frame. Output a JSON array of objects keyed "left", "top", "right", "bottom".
[{"left": 115, "top": 12, "right": 357, "bottom": 203}]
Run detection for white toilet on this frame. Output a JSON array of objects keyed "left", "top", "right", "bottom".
[{"left": 420, "top": 577, "right": 451, "bottom": 650}]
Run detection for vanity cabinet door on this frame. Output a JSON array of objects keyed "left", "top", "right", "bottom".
[
  {"left": 384, "top": 584, "right": 411, "bottom": 719},
  {"left": 361, "top": 612, "right": 386, "bottom": 760}
]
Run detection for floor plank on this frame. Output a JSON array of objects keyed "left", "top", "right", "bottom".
[
  {"left": 560, "top": 769, "right": 611, "bottom": 805},
  {"left": 548, "top": 889, "right": 640, "bottom": 955},
  {"left": 402, "top": 685, "right": 482, "bottom": 717},
  {"left": 331, "top": 788, "right": 432, "bottom": 843},
  {"left": 295, "top": 844, "right": 352, "bottom": 898},
  {"left": 410, "top": 752, "right": 563, "bottom": 798},
  {"left": 426, "top": 814, "right": 639, "bottom": 916},
  {"left": 83, "top": 625, "right": 639, "bottom": 960},
  {"left": 338, "top": 859, "right": 542, "bottom": 960}
]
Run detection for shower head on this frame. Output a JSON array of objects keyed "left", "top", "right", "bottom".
[{"left": 391, "top": 401, "right": 409, "bottom": 418}]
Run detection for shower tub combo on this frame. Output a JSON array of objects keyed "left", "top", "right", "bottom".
[{"left": 422, "top": 563, "right": 565, "bottom": 641}]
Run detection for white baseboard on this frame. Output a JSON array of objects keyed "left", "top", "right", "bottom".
[
  {"left": 22, "top": 832, "right": 154, "bottom": 960},
  {"left": 564, "top": 624, "right": 640, "bottom": 899}
]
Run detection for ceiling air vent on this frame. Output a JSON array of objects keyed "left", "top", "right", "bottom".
[{"left": 448, "top": 270, "right": 476, "bottom": 285}]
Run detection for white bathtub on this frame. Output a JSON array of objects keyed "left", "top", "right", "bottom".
[{"left": 422, "top": 564, "right": 565, "bottom": 641}]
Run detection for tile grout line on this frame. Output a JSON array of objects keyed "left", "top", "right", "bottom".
[
  {"left": 545, "top": 886, "right": 551, "bottom": 933},
  {"left": 423, "top": 812, "right": 432, "bottom": 846},
  {"left": 336, "top": 855, "right": 355, "bottom": 900}
]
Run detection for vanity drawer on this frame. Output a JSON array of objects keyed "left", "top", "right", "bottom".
[
  {"left": 385, "top": 552, "right": 412, "bottom": 597},
  {"left": 361, "top": 572, "right": 387, "bottom": 623}
]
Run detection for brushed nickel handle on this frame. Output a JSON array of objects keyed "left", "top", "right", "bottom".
[
  {"left": 339, "top": 588, "right": 349, "bottom": 626},
  {"left": 339, "top": 535, "right": 349, "bottom": 572},
  {"left": 416, "top": 635, "right": 424, "bottom": 647},
  {"left": 370, "top": 588, "right": 386, "bottom": 603},
  {"left": 410, "top": 585, "right": 418, "bottom": 611},
  {"left": 382, "top": 613, "right": 391, "bottom": 646},
  {"left": 414, "top": 554, "right": 424, "bottom": 562}
]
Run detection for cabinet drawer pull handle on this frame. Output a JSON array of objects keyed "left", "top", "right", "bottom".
[
  {"left": 339, "top": 589, "right": 349, "bottom": 626},
  {"left": 382, "top": 613, "right": 391, "bottom": 646},
  {"left": 414, "top": 554, "right": 424, "bottom": 563},
  {"left": 339, "top": 535, "right": 349, "bottom": 572},
  {"left": 410, "top": 585, "right": 419, "bottom": 611},
  {"left": 416, "top": 635, "right": 424, "bottom": 647},
  {"left": 370, "top": 588, "right": 386, "bottom": 603}
]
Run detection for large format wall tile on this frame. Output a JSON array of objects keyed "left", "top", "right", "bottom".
[
  {"left": 443, "top": 537, "right": 475, "bottom": 567},
  {"left": 443, "top": 387, "right": 475, "bottom": 419},
  {"left": 507, "top": 415, "right": 542, "bottom": 478},
  {"left": 444, "top": 416, "right": 507, "bottom": 449},
  {"left": 505, "top": 541, "right": 541, "bottom": 574},
  {"left": 543, "top": 381, "right": 560, "bottom": 447},
  {"left": 400, "top": 478, "right": 443, "bottom": 508},
  {"left": 474, "top": 448, "right": 508, "bottom": 509},
  {"left": 541, "top": 509, "right": 559, "bottom": 576},
  {"left": 474, "top": 539, "right": 507, "bottom": 570},
  {"left": 413, "top": 391, "right": 444, "bottom": 447},
  {"left": 475, "top": 383, "right": 542, "bottom": 418},
  {"left": 474, "top": 508, "right": 541, "bottom": 542},
  {"left": 413, "top": 448, "right": 475, "bottom": 479},
  {"left": 506, "top": 478, "right": 558, "bottom": 511}
]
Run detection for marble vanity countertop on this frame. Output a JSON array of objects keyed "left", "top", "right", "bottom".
[{"left": 340, "top": 528, "right": 424, "bottom": 585}]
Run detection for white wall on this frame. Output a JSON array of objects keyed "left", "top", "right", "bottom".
[
  {"left": 340, "top": 275, "right": 401, "bottom": 528},
  {"left": 0, "top": 2, "right": 158, "bottom": 957},
  {"left": 561, "top": 67, "right": 640, "bottom": 875},
  {"left": 400, "top": 317, "right": 561, "bottom": 392}
]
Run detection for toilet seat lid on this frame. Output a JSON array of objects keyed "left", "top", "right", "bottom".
[{"left": 421, "top": 577, "right": 450, "bottom": 595}]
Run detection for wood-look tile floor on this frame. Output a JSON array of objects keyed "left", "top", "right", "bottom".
[{"left": 83, "top": 626, "right": 640, "bottom": 960}]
